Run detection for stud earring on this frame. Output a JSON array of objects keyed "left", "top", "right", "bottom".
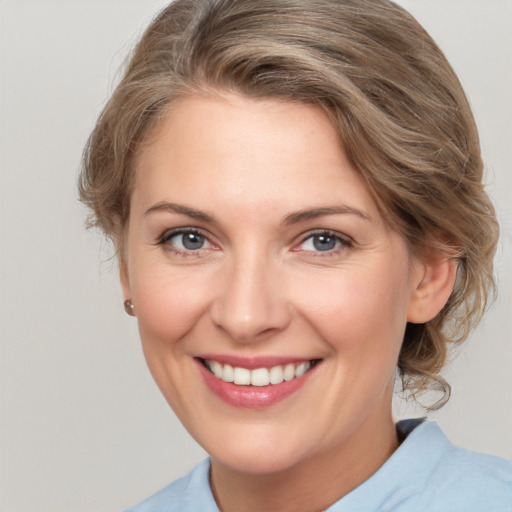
[{"left": 124, "top": 300, "right": 136, "bottom": 316}]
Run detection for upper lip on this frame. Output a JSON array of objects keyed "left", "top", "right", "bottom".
[{"left": 195, "top": 354, "right": 320, "bottom": 369}]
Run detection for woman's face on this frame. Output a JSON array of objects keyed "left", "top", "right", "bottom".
[{"left": 122, "top": 93, "right": 426, "bottom": 475}]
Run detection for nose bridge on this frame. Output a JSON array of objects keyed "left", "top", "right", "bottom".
[{"left": 211, "top": 242, "right": 290, "bottom": 342}]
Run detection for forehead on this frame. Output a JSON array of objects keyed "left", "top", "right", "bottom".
[{"left": 133, "top": 93, "right": 381, "bottom": 223}]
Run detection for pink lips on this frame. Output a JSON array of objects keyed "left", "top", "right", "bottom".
[{"left": 194, "top": 355, "right": 319, "bottom": 409}]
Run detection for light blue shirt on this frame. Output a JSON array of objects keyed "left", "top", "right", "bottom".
[{"left": 125, "top": 420, "right": 512, "bottom": 511}]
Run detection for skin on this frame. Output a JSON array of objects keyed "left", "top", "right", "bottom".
[{"left": 120, "top": 92, "right": 456, "bottom": 512}]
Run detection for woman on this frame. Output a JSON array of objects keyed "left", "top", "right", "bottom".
[{"left": 79, "top": 0, "right": 512, "bottom": 510}]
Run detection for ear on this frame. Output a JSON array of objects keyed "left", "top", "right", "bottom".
[{"left": 407, "top": 254, "right": 458, "bottom": 324}]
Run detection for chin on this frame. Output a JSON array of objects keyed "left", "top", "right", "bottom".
[
  {"left": 199, "top": 425, "right": 313, "bottom": 475},
  {"left": 211, "top": 445, "right": 306, "bottom": 476}
]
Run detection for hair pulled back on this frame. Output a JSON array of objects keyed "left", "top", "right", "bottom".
[{"left": 79, "top": 0, "right": 499, "bottom": 408}]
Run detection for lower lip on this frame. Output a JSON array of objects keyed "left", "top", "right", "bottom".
[{"left": 196, "top": 360, "right": 318, "bottom": 409}]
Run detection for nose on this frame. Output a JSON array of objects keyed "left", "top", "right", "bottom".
[{"left": 210, "top": 249, "right": 291, "bottom": 343}]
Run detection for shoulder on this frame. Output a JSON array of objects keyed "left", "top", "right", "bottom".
[
  {"left": 124, "top": 459, "right": 219, "bottom": 512},
  {"left": 420, "top": 441, "right": 512, "bottom": 511},
  {"left": 399, "top": 420, "right": 512, "bottom": 512}
]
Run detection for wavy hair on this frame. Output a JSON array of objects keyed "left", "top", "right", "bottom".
[{"left": 79, "top": 0, "right": 499, "bottom": 408}]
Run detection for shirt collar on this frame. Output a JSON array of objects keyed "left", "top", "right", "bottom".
[
  {"left": 193, "top": 419, "right": 450, "bottom": 512},
  {"left": 326, "top": 419, "right": 451, "bottom": 511}
]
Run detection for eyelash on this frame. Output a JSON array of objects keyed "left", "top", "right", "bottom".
[
  {"left": 157, "top": 228, "right": 215, "bottom": 259},
  {"left": 295, "top": 230, "right": 353, "bottom": 257},
  {"left": 156, "top": 228, "right": 353, "bottom": 258}
]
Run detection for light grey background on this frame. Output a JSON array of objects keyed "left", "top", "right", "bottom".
[{"left": 0, "top": 1, "right": 510, "bottom": 511}]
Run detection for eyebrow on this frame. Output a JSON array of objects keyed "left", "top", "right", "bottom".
[
  {"left": 282, "top": 206, "right": 371, "bottom": 225},
  {"left": 144, "top": 201, "right": 371, "bottom": 225},
  {"left": 144, "top": 202, "right": 215, "bottom": 222}
]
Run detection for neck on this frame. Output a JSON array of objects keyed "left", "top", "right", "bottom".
[{"left": 209, "top": 414, "right": 399, "bottom": 512}]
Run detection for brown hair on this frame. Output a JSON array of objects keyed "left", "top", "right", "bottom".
[{"left": 79, "top": 0, "right": 499, "bottom": 408}]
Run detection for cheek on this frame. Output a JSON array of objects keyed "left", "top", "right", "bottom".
[
  {"left": 292, "top": 263, "right": 411, "bottom": 355},
  {"left": 128, "top": 265, "right": 216, "bottom": 414},
  {"left": 130, "top": 264, "right": 213, "bottom": 345}
]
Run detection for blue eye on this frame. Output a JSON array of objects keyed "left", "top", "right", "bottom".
[
  {"left": 299, "top": 232, "right": 349, "bottom": 253},
  {"left": 312, "top": 233, "right": 336, "bottom": 251},
  {"left": 179, "top": 232, "right": 206, "bottom": 250},
  {"left": 162, "top": 230, "right": 211, "bottom": 252}
]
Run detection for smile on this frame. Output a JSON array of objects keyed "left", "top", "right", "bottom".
[
  {"left": 196, "top": 357, "right": 321, "bottom": 409},
  {"left": 202, "top": 359, "right": 319, "bottom": 386}
]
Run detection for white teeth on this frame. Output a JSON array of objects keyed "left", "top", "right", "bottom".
[
  {"left": 251, "top": 368, "right": 270, "bottom": 386},
  {"left": 295, "top": 361, "right": 310, "bottom": 377},
  {"left": 269, "top": 365, "right": 284, "bottom": 384},
  {"left": 233, "top": 367, "right": 251, "bottom": 385},
  {"left": 283, "top": 363, "right": 295, "bottom": 381},
  {"left": 222, "top": 364, "right": 234, "bottom": 383},
  {"left": 204, "top": 359, "right": 315, "bottom": 386},
  {"left": 210, "top": 360, "right": 223, "bottom": 379}
]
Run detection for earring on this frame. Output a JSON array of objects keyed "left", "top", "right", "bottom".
[{"left": 124, "top": 300, "right": 136, "bottom": 316}]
